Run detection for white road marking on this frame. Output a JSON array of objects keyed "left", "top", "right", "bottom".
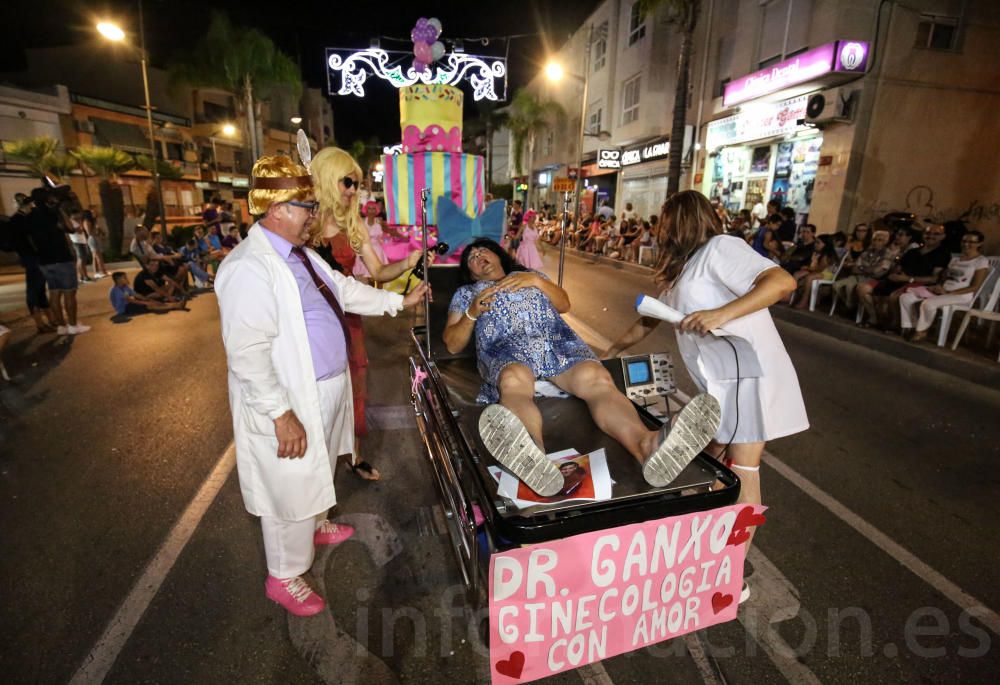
[
  {"left": 567, "top": 311, "right": 1000, "bottom": 636},
  {"left": 69, "top": 443, "right": 237, "bottom": 684}
]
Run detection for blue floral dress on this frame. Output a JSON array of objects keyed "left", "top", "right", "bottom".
[{"left": 448, "top": 271, "right": 596, "bottom": 403}]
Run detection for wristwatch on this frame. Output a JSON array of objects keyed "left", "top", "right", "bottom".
[{"left": 909, "top": 277, "right": 915, "bottom": 284}]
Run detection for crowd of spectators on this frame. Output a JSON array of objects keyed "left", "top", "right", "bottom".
[{"left": 509, "top": 195, "right": 995, "bottom": 350}]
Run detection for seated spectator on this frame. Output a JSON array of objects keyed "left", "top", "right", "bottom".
[
  {"left": 133, "top": 260, "right": 185, "bottom": 303},
  {"left": 831, "top": 229, "right": 895, "bottom": 311},
  {"left": 192, "top": 226, "right": 225, "bottom": 263},
  {"left": 780, "top": 223, "right": 817, "bottom": 273},
  {"left": 791, "top": 236, "right": 839, "bottom": 309},
  {"left": 857, "top": 226, "right": 947, "bottom": 327},
  {"left": 751, "top": 214, "right": 783, "bottom": 260},
  {"left": 206, "top": 225, "right": 230, "bottom": 255},
  {"left": 148, "top": 230, "right": 191, "bottom": 293},
  {"left": 109, "top": 271, "right": 185, "bottom": 316},
  {"left": 619, "top": 219, "right": 642, "bottom": 261},
  {"left": 899, "top": 230, "right": 990, "bottom": 342},
  {"left": 776, "top": 207, "right": 797, "bottom": 243},
  {"left": 846, "top": 223, "right": 870, "bottom": 260},
  {"left": 221, "top": 226, "right": 241, "bottom": 250},
  {"left": 180, "top": 238, "right": 215, "bottom": 286},
  {"left": 442, "top": 238, "right": 719, "bottom": 495}
]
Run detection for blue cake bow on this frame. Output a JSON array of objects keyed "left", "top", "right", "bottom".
[{"left": 435, "top": 196, "right": 507, "bottom": 254}]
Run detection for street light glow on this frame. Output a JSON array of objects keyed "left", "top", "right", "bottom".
[
  {"left": 544, "top": 61, "right": 565, "bottom": 82},
  {"left": 222, "top": 124, "right": 236, "bottom": 136},
  {"left": 290, "top": 116, "right": 303, "bottom": 125},
  {"left": 96, "top": 21, "right": 126, "bottom": 42}
]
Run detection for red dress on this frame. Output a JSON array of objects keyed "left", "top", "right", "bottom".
[{"left": 316, "top": 234, "right": 369, "bottom": 437}]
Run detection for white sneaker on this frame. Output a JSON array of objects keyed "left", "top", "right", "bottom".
[
  {"left": 739, "top": 581, "right": 750, "bottom": 604},
  {"left": 68, "top": 324, "right": 91, "bottom": 335},
  {"left": 56, "top": 325, "right": 70, "bottom": 335}
]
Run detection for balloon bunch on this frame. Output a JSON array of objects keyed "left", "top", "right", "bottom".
[{"left": 410, "top": 17, "right": 445, "bottom": 74}]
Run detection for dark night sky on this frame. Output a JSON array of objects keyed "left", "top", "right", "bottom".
[{"left": 1, "top": 0, "right": 601, "bottom": 144}]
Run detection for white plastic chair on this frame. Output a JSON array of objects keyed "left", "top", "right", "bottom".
[
  {"left": 637, "top": 245, "right": 654, "bottom": 266},
  {"left": 950, "top": 275, "right": 1000, "bottom": 361},
  {"left": 935, "top": 260, "right": 999, "bottom": 346},
  {"left": 814, "top": 253, "right": 849, "bottom": 313}
]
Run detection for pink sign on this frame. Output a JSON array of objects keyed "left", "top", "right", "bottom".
[
  {"left": 488, "top": 504, "right": 767, "bottom": 684},
  {"left": 723, "top": 40, "right": 869, "bottom": 107}
]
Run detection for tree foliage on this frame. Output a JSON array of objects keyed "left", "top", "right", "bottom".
[
  {"left": 507, "top": 89, "right": 566, "bottom": 177},
  {"left": 135, "top": 154, "right": 184, "bottom": 181},
  {"left": 72, "top": 146, "right": 135, "bottom": 179},
  {"left": 1, "top": 136, "right": 74, "bottom": 179}
]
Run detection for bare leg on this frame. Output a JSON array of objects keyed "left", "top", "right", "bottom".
[
  {"left": 550, "top": 361, "right": 657, "bottom": 463},
  {"left": 64, "top": 291, "right": 78, "bottom": 326},
  {"left": 706, "top": 440, "right": 765, "bottom": 548},
  {"left": 497, "top": 364, "right": 544, "bottom": 449},
  {"left": 856, "top": 282, "right": 876, "bottom": 324},
  {"left": 49, "top": 291, "right": 66, "bottom": 327}
]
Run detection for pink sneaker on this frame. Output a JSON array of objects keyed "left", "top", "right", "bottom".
[
  {"left": 264, "top": 575, "right": 326, "bottom": 616},
  {"left": 313, "top": 519, "right": 355, "bottom": 545}
]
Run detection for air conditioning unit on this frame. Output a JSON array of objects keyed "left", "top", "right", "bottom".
[
  {"left": 75, "top": 118, "right": 96, "bottom": 134},
  {"left": 805, "top": 88, "right": 856, "bottom": 125}
]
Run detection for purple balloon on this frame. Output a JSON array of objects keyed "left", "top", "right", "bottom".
[
  {"left": 416, "top": 17, "right": 428, "bottom": 29},
  {"left": 413, "top": 59, "right": 428, "bottom": 74},
  {"left": 410, "top": 27, "right": 421, "bottom": 43},
  {"left": 414, "top": 41, "right": 433, "bottom": 63}
]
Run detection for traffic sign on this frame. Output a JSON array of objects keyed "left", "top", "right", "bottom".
[{"left": 553, "top": 177, "right": 576, "bottom": 192}]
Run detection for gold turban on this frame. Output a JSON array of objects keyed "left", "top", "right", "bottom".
[{"left": 247, "top": 155, "right": 313, "bottom": 216}]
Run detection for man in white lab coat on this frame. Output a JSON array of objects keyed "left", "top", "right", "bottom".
[{"left": 216, "top": 156, "right": 427, "bottom": 616}]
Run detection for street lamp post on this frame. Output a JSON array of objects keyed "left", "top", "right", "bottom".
[
  {"left": 97, "top": 0, "right": 167, "bottom": 236},
  {"left": 290, "top": 116, "right": 303, "bottom": 161},
  {"left": 546, "top": 24, "right": 595, "bottom": 287},
  {"left": 210, "top": 123, "right": 237, "bottom": 182}
]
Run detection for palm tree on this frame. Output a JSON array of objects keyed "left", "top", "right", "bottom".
[
  {"left": 1, "top": 136, "right": 64, "bottom": 181},
  {"left": 467, "top": 102, "right": 510, "bottom": 195},
  {"left": 507, "top": 89, "right": 565, "bottom": 205},
  {"left": 73, "top": 146, "right": 135, "bottom": 255},
  {"left": 168, "top": 12, "right": 302, "bottom": 161},
  {"left": 642, "top": 0, "right": 701, "bottom": 197},
  {"left": 349, "top": 137, "right": 381, "bottom": 191},
  {"left": 135, "top": 155, "right": 184, "bottom": 229}
]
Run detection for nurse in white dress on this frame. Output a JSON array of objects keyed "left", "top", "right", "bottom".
[{"left": 607, "top": 191, "right": 808, "bottom": 546}]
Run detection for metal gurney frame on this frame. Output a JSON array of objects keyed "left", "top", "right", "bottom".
[{"left": 407, "top": 265, "right": 741, "bottom": 606}]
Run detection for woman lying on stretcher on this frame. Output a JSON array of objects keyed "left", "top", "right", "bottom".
[{"left": 441, "top": 238, "right": 721, "bottom": 496}]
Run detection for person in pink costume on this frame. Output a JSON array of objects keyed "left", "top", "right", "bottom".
[
  {"left": 515, "top": 210, "right": 545, "bottom": 270},
  {"left": 352, "top": 201, "right": 389, "bottom": 282}
]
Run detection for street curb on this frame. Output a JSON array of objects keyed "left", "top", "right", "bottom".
[
  {"left": 0, "top": 262, "right": 139, "bottom": 327},
  {"left": 771, "top": 306, "right": 1000, "bottom": 391}
]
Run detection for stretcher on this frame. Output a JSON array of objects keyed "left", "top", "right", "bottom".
[{"left": 408, "top": 265, "right": 741, "bottom": 607}]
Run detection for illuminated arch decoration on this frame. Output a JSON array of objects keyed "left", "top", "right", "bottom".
[{"left": 326, "top": 48, "right": 507, "bottom": 102}]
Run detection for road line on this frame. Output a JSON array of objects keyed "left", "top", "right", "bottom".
[
  {"left": 566, "top": 312, "right": 1000, "bottom": 636},
  {"left": 684, "top": 633, "right": 726, "bottom": 685},
  {"left": 69, "top": 443, "right": 237, "bottom": 684},
  {"left": 577, "top": 661, "right": 615, "bottom": 685}
]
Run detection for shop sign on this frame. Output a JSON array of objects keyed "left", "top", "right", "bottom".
[
  {"left": 706, "top": 95, "right": 808, "bottom": 149},
  {"left": 597, "top": 149, "right": 621, "bottom": 169},
  {"left": 232, "top": 177, "right": 250, "bottom": 188},
  {"left": 620, "top": 137, "right": 670, "bottom": 167},
  {"left": 723, "top": 40, "right": 870, "bottom": 107},
  {"left": 553, "top": 177, "right": 576, "bottom": 192}
]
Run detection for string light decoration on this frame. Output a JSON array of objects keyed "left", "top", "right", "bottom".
[{"left": 326, "top": 48, "right": 507, "bottom": 101}]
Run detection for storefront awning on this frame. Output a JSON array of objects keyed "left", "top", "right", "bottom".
[{"left": 92, "top": 118, "right": 150, "bottom": 153}]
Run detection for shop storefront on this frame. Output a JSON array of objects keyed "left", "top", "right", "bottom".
[
  {"left": 704, "top": 95, "right": 822, "bottom": 220},
  {"left": 701, "top": 40, "right": 870, "bottom": 223},
  {"left": 580, "top": 152, "right": 619, "bottom": 216},
  {"left": 615, "top": 136, "right": 670, "bottom": 220}
]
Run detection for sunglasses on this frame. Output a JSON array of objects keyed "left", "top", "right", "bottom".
[
  {"left": 340, "top": 176, "right": 360, "bottom": 189},
  {"left": 286, "top": 200, "right": 319, "bottom": 214}
]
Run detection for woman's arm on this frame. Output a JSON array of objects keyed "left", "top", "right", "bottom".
[
  {"left": 359, "top": 239, "right": 422, "bottom": 282},
  {"left": 680, "top": 266, "right": 796, "bottom": 335},
  {"left": 932, "top": 267, "right": 988, "bottom": 296},
  {"left": 442, "top": 285, "right": 498, "bottom": 353},
  {"left": 604, "top": 316, "right": 662, "bottom": 357}
]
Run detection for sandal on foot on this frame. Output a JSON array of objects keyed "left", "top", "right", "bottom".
[
  {"left": 478, "top": 404, "right": 563, "bottom": 497},
  {"left": 643, "top": 393, "right": 721, "bottom": 487},
  {"left": 348, "top": 460, "right": 380, "bottom": 481}
]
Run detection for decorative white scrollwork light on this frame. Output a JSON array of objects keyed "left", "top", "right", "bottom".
[{"left": 326, "top": 48, "right": 507, "bottom": 101}]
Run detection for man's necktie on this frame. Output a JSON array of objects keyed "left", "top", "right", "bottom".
[{"left": 290, "top": 246, "right": 351, "bottom": 349}]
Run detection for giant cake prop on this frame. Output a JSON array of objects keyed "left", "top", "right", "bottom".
[{"left": 382, "top": 84, "right": 486, "bottom": 227}]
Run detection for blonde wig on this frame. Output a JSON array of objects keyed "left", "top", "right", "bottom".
[
  {"left": 247, "top": 155, "right": 312, "bottom": 216},
  {"left": 311, "top": 147, "right": 365, "bottom": 252}
]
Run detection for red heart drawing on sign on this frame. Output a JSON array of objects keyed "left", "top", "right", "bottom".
[
  {"left": 496, "top": 651, "right": 525, "bottom": 679},
  {"left": 727, "top": 506, "right": 767, "bottom": 546},
  {"left": 712, "top": 592, "right": 734, "bottom": 614}
]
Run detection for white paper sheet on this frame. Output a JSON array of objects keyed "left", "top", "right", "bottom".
[{"left": 497, "top": 448, "right": 613, "bottom": 509}]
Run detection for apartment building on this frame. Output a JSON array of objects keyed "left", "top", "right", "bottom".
[{"left": 519, "top": 0, "right": 1000, "bottom": 250}]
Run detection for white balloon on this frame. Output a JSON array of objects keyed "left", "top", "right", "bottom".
[
  {"left": 428, "top": 17, "right": 442, "bottom": 35},
  {"left": 431, "top": 41, "right": 445, "bottom": 61}
]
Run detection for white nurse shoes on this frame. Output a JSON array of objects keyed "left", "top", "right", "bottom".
[
  {"left": 478, "top": 403, "right": 564, "bottom": 497},
  {"left": 643, "top": 393, "right": 721, "bottom": 488}
]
